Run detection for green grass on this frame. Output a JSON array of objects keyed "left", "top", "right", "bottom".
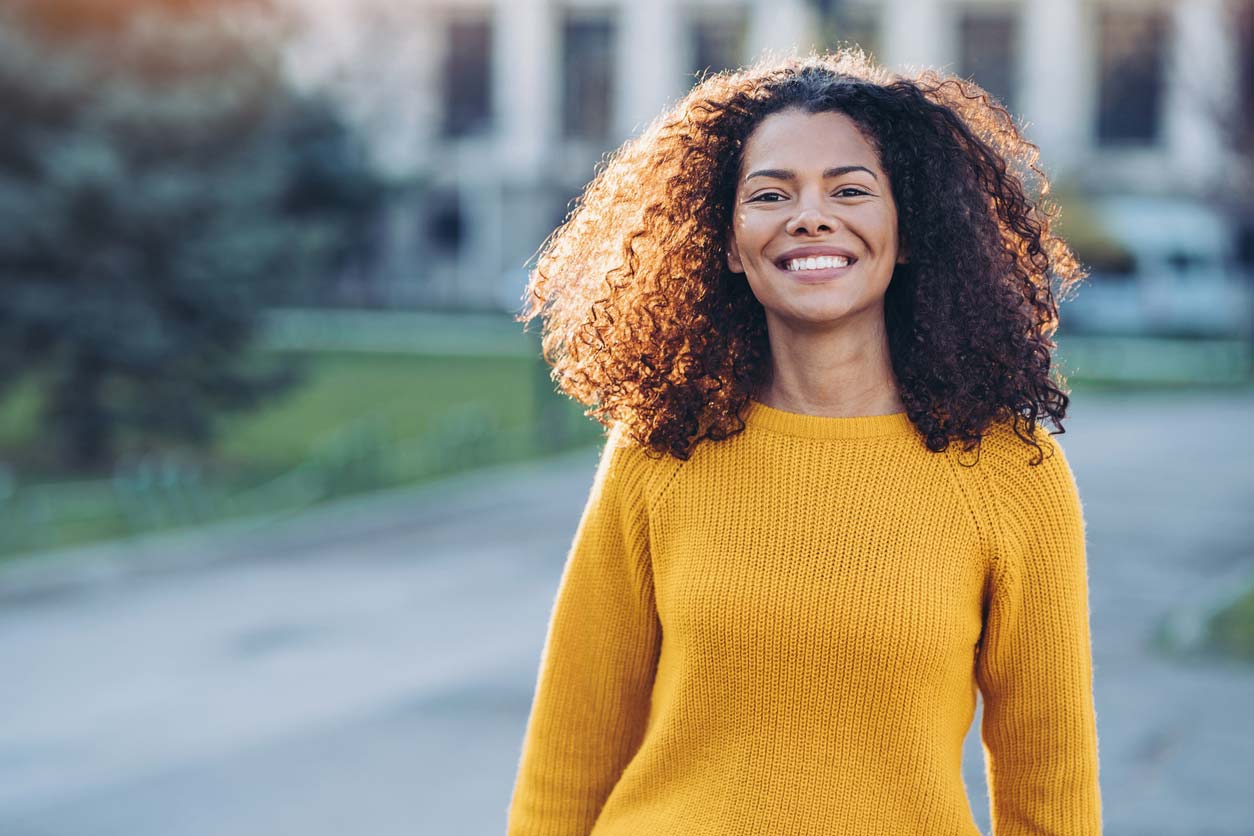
[
  {"left": 0, "top": 349, "right": 603, "bottom": 558},
  {"left": 0, "top": 376, "right": 43, "bottom": 455},
  {"left": 0, "top": 351, "right": 598, "bottom": 477},
  {"left": 217, "top": 351, "right": 558, "bottom": 470}
]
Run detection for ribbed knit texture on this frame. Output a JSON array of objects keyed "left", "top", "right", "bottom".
[{"left": 508, "top": 399, "right": 1102, "bottom": 835}]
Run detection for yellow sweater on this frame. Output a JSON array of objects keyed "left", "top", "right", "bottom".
[{"left": 508, "top": 399, "right": 1102, "bottom": 835}]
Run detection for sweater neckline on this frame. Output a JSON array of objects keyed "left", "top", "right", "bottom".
[{"left": 742, "top": 398, "right": 915, "bottom": 440}]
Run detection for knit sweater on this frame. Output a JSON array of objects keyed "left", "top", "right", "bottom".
[{"left": 507, "top": 399, "right": 1102, "bottom": 835}]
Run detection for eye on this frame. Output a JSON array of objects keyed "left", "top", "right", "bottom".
[
  {"left": 833, "top": 187, "right": 871, "bottom": 198},
  {"left": 747, "top": 191, "right": 787, "bottom": 203}
]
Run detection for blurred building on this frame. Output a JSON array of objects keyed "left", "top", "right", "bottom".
[{"left": 283, "top": 0, "right": 1252, "bottom": 324}]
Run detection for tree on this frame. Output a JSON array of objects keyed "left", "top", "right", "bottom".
[{"left": 0, "top": 0, "right": 381, "bottom": 471}]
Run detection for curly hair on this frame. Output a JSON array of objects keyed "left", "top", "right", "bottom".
[{"left": 519, "top": 50, "right": 1084, "bottom": 465}]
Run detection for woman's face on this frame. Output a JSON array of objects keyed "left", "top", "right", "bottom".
[{"left": 727, "top": 108, "right": 904, "bottom": 332}]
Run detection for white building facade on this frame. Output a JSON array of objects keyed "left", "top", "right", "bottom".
[{"left": 285, "top": 0, "right": 1250, "bottom": 313}]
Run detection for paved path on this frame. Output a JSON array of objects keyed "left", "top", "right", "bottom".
[{"left": 0, "top": 388, "right": 1251, "bottom": 836}]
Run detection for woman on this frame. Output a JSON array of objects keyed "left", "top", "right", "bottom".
[{"left": 508, "top": 51, "right": 1101, "bottom": 835}]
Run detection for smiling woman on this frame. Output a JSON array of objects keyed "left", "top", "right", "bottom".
[
  {"left": 510, "top": 51, "right": 1100, "bottom": 836},
  {"left": 521, "top": 51, "right": 1083, "bottom": 462}
]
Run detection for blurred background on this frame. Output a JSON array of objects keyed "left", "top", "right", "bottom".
[{"left": 0, "top": 0, "right": 1251, "bottom": 834}]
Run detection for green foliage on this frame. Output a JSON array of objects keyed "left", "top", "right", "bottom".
[
  {"left": 0, "top": 0, "right": 382, "bottom": 470},
  {"left": 1204, "top": 584, "right": 1254, "bottom": 663},
  {"left": 1048, "top": 183, "right": 1133, "bottom": 276}
]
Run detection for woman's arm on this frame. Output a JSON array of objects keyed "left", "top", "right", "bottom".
[
  {"left": 507, "top": 427, "right": 663, "bottom": 836},
  {"left": 975, "top": 430, "right": 1103, "bottom": 835}
]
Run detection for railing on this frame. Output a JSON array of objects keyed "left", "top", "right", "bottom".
[{"left": 1057, "top": 335, "right": 1252, "bottom": 385}]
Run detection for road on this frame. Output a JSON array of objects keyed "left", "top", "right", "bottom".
[{"left": 1, "top": 387, "right": 1252, "bottom": 836}]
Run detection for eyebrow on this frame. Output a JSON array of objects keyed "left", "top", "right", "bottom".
[{"left": 744, "top": 165, "right": 878, "bottom": 182}]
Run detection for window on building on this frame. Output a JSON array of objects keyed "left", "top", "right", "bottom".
[
  {"left": 1096, "top": 8, "right": 1168, "bottom": 146},
  {"left": 1237, "top": 1, "right": 1254, "bottom": 160},
  {"left": 440, "top": 18, "right": 493, "bottom": 138},
  {"left": 1235, "top": 2, "right": 1254, "bottom": 272},
  {"left": 561, "top": 15, "right": 616, "bottom": 141},
  {"left": 689, "top": 13, "right": 746, "bottom": 78},
  {"left": 426, "top": 189, "right": 463, "bottom": 254},
  {"left": 958, "top": 9, "right": 1019, "bottom": 113}
]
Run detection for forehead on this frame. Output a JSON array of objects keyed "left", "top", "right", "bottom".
[{"left": 740, "top": 109, "right": 881, "bottom": 174}]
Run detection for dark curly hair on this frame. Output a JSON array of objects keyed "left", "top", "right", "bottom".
[{"left": 519, "top": 50, "right": 1084, "bottom": 465}]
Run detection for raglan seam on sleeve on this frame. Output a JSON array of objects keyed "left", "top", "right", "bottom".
[
  {"left": 975, "top": 421, "right": 1067, "bottom": 550},
  {"left": 614, "top": 445, "right": 661, "bottom": 610},
  {"left": 987, "top": 426, "right": 1087, "bottom": 569},
  {"left": 938, "top": 444, "right": 999, "bottom": 582},
  {"left": 970, "top": 436, "right": 1018, "bottom": 614},
  {"left": 640, "top": 453, "right": 687, "bottom": 614},
  {"left": 647, "top": 449, "right": 691, "bottom": 517},
  {"left": 609, "top": 439, "right": 687, "bottom": 613}
]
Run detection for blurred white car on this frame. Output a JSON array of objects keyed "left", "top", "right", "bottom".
[{"left": 1066, "top": 196, "right": 1252, "bottom": 337}]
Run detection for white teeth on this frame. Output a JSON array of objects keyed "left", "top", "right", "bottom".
[{"left": 785, "top": 255, "right": 851, "bottom": 271}]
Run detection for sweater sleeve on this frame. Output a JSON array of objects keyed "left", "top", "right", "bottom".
[
  {"left": 974, "top": 427, "right": 1103, "bottom": 835},
  {"left": 507, "top": 426, "right": 663, "bottom": 836}
]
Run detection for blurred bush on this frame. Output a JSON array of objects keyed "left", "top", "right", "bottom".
[
  {"left": 0, "top": 0, "right": 382, "bottom": 472},
  {"left": 1203, "top": 583, "right": 1254, "bottom": 663}
]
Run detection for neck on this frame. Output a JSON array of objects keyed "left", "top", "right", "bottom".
[{"left": 756, "top": 308, "right": 904, "bottom": 418}]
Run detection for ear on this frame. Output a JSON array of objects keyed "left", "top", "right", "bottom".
[{"left": 727, "top": 231, "right": 744, "bottom": 274}]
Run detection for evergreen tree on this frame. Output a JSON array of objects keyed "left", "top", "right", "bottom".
[{"left": 0, "top": 0, "right": 381, "bottom": 470}]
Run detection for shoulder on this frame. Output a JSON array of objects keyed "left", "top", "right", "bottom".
[
  {"left": 968, "top": 418, "right": 1085, "bottom": 552},
  {"left": 595, "top": 422, "right": 688, "bottom": 507},
  {"left": 970, "top": 417, "right": 1073, "bottom": 480}
]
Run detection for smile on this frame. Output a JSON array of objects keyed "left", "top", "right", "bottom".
[{"left": 783, "top": 255, "right": 853, "bottom": 271}]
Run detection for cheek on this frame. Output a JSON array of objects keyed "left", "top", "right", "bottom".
[
  {"left": 734, "top": 212, "right": 774, "bottom": 257},
  {"left": 863, "top": 211, "right": 900, "bottom": 259},
  {"left": 882, "top": 206, "right": 901, "bottom": 248}
]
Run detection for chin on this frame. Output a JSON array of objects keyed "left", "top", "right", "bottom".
[
  {"left": 773, "top": 296, "right": 880, "bottom": 328},
  {"left": 779, "top": 307, "right": 859, "bottom": 328}
]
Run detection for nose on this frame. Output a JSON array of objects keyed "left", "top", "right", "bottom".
[{"left": 785, "top": 201, "right": 838, "bottom": 237}]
